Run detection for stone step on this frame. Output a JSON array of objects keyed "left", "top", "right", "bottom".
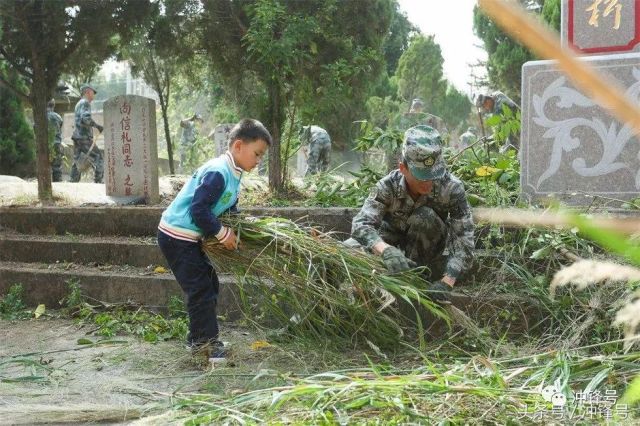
[
  {"left": 0, "top": 261, "right": 239, "bottom": 318},
  {"left": 0, "top": 206, "right": 357, "bottom": 237},
  {"left": 0, "top": 259, "right": 549, "bottom": 336},
  {"left": 0, "top": 232, "right": 165, "bottom": 267}
]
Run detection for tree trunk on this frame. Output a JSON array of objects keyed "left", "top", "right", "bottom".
[
  {"left": 159, "top": 96, "right": 174, "bottom": 175},
  {"left": 267, "top": 81, "right": 284, "bottom": 192},
  {"left": 32, "top": 69, "right": 53, "bottom": 203}
]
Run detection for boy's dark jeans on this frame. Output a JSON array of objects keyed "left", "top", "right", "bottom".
[{"left": 157, "top": 231, "right": 220, "bottom": 345}]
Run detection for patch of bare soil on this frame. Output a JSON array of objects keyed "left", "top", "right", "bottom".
[{"left": 0, "top": 318, "right": 271, "bottom": 425}]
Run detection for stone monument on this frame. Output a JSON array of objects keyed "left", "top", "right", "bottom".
[
  {"left": 104, "top": 95, "right": 159, "bottom": 204},
  {"left": 521, "top": 0, "right": 640, "bottom": 205},
  {"left": 296, "top": 149, "right": 308, "bottom": 177},
  {"left": 562, "top": 0, "right": 640, "bottom": 55},
  {"left": 209, "top": 123, "right": 234, "bottom": 156}
]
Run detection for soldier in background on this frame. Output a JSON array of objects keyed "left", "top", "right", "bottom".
[
  {"left": 476, "top": 91, "right": 520, "bottom": 151},
  {"left": 179, "top": 113, "right": 204, "bottom": 173},
  {"left": 47, "top": 99, "right": 64, "bottom": 182},
  {"left": 458, "top": 126, "right": 477, "bottom": 150},
  {"left": 70, "top": 84, "right": 103, "bottom": 183},
  {"left": 396, "top": 98, "right": 449, "bottom": 137},
  {"left": 300, "top": 125, "right": 331, "bottom": 175}
]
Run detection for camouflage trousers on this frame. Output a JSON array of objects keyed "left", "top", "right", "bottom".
[
  {"left": 345, "top": 205, "right": 448, "bottom": 278},
  {"left": 51, "top": 143, "right": 64, "bottom": 182},
  {"left": 70, "top": 138, "right": 103, "bottom": 183},
  {"left": 179, "top": 143, "right": 191, "bottom": 174},
  {"left": 306, "top": 139, "right": 331, "bottom": 175}
]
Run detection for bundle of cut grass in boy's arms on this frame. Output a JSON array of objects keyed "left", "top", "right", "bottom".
[{"left": 202, "top": 215, "right": 448, "bottom": 349}]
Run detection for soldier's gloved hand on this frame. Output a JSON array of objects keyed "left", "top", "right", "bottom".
[
  {"left": 382, "top": 246, "right": 416, "bottom": 274},
  {"left": 96, "top": 124, "right": 104, "bottom": 133},
  {"left": 427, "top": 280, "right": 452, "bottom": 304}
]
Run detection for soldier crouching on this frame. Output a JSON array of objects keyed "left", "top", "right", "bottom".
[{"left": 344, "top": 125, "right": 475, "bottom": 303}]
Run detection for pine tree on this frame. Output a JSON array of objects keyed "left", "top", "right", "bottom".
[{"left": 0, "top": 66, "right": 35, "bottom": 176}]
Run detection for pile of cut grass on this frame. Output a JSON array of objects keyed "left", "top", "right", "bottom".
[{"left": 203, "top": 216, "right": 448, "bottom": 350}]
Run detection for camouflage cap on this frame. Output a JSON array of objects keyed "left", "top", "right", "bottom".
[
  {"left": 410, "top": 98, "right": 424, "bottom": 109},
  {"left": 79, "top": 83, "right": 97, "bottom": 95},
  {"left": 467, "top": 126, "right": 476, "bottom": 133},
  {"left": 402, "top": 125, "right": 445, "bottom": 181}
]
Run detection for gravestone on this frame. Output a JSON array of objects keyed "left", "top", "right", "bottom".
[
  {"left": 520, "top": 0, "right": 640, "bottom": 206},
  {"left": 562, "top": 0, "right": 640, "bottom": 55},
  {"left": 521, "top": 53, "right": 640, "bottom": 205},
  {"left": 209, "top": 123, "right": 234, "bottom": 156},
  {"left": 296, "top": 150, "right": 308, "bottom": 176},
  {"left": 103, "top": 95, "right": 159, "bottom": 204}
]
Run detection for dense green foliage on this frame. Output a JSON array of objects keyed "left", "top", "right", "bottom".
[
  {"left": 382, "top": 2, "right": 418, "bottom": 75},
  {"left": 0, "top": 66, "right": 35, "bottom": 176},
  {"left": 120, "top": 0, "right": 200, "bottom": 174},
  {"left": 473, "top": 0, "right": 561, "bottom": 101},
  {"left": 542, "top": 0, "right": 562, "bottom": 31},
  {"left": 434, "top": 84, "right": 473, "bottom": 131},
  {"left": 197, "top": 0, "right": 393, "bottom": 190},
  {"left": 395, "top": 35, "right": 446, "bottom": 111}
]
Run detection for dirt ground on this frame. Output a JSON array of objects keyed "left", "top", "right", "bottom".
[{"left": 0, "top": 317, "right": 313, "bottom": 425}]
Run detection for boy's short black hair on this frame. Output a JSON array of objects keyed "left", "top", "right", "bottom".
[{"left": 228, "top": 118, "right": 272, "bottom": 147}]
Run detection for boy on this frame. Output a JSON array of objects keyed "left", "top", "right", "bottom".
[
  {"left": 158, "top": 118, "right": 272, "bottom": 362},
  {"left": 346, "top": 125, "right": 475, "bottom": 302}
]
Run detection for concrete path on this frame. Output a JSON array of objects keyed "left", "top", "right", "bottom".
[{"left": 0, "top": 174, "right": 274, "bottom": 207}]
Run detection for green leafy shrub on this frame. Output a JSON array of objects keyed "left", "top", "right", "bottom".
[{"left": 0, "top": 284, "right": 30, "bottom": 320}]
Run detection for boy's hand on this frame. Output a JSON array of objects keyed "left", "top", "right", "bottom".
[{"left": 217, "top": 226, "right": 238, "bottom": 250}]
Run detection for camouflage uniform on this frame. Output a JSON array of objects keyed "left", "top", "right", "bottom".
[
  {"left": 301, "top": 125, "right": 331, "bottom": 175},
  {"left": 47, "top": 105, "right": 64, "bottom": 182},
  {"left": 348, "top": 126, "right": 475, "bottom": 280},
  {"left": 179, "top": 117, "right": 200, "bottom": 173},
  {"left": 70, "top": 89, "right": 103, "bottom": 183},
  {"left": 489, "top": 91, "right": 518, "bottom": 117},
  {"left": 458, "top": 127, "right": 477, "bottom": 150},
  {"left": 477, "top": 91, "right": 520, "bottom": 151}
]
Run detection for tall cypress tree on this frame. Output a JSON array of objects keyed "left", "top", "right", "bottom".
[{"left": 0, "top": 65, "right": 34, "bottom": 176}]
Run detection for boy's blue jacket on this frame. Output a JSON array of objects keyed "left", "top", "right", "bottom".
[{"left": 159, "top": 152, "right": 243, "bottom": 242}]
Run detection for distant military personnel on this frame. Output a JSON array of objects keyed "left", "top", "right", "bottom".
[
  {"left": 300, "top": 125, "right": 331, "bottom": 175},
  {"left": 458, "top": 126, "right": 477, "bottom": 150},
  {"left": 47, "top": 99, "right": 64, "bottom": 182},
  {"left": 396, "top": 98, "right": 449, "bottom": 137},
  {"left": 476, "top": 91, "right": 520, "bottom": 151},
  {"left": 71, "top": 84, "right": 103, "bottom": 183},
  {"left": 345, "top": 125, "right": 475, "bottom": 303},
  {"left": 179, "top": 113, "right": 204, "bottom": 173}
]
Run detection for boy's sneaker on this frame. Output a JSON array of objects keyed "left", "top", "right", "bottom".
[
  {"left": 188, "top": 341, "right": 228, "bottom": 365},
  {"left": 208, "top": 341, "right": 227, "bottom": 365}
]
